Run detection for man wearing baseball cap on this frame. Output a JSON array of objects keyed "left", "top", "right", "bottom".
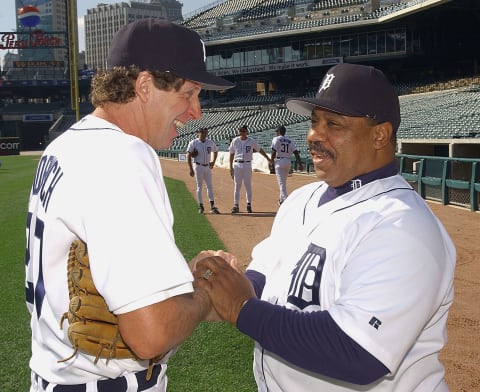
[
  {"left": 26, "top": 19, "right": 233, "bottom": 391},
  {"left": 270, "top": 125, "right": 304, "bottom": 206},
  {"left": 195, "top": 63, "right": 456, "bottom": 391},
  {"left": 186, "top": 127, "right": 221, "bottom": 214}
]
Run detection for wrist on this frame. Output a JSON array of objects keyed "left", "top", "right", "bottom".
[
  {"left": 235, "top": 297, "right": 253, "bottom": 326},
  {"left": 194, "top": 288, "right": 212, "bottom": 318},
  {"left": 239, "top": 298, "right": 249, "bottom": 311}
]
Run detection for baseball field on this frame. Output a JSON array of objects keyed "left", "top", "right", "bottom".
[{"left": 1, "top": 154, "right": 478, "bottom": 391}]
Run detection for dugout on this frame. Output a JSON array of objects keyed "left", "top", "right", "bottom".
[{"left": 398, "top": 140, "right": 480, "bottom": 159}]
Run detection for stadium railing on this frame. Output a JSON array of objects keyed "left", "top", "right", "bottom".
[
  {"left": 397, "top": 154, "right": 480, "bottom": 212},
  {"left": 157, "top": 151, "right": 480, "bottom": 212}
]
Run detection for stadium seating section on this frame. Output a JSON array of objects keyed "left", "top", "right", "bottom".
[
  {"left": 1, "top": 0, "right": 479, "bottom": 153},
  {"left": 161, "top": 75, "right": 480, "bottom": 155}
]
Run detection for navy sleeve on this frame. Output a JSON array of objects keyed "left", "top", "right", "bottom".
[
  {"left": 237, "top": 298, "right": 389, "bottom": 385},
  {"left": 245, "top": 270, "right": 265, "bottom": 298}
]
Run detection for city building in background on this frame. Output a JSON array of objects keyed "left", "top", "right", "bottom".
[
  {"left": 84, "top": 0, "right": 182, "bottom": 70},
  {"left": 7, "top": 0, "right": 68, "bottom": 81}
]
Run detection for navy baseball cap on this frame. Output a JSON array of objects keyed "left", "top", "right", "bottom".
[
  {"left": 286, "top": 63, "right": 400, "bottom": 131},
  {"left": 106, "top": 18, "right": 235, "bottom": 91}
]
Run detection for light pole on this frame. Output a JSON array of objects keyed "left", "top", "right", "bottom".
[{"left": 66, "top": 0, "right": 79, "bottom": 121}]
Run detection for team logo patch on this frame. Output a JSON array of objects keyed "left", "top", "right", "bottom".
[
  {"left": 351, "top": 179, "right": 362, "bottom": 190},
  {"left": 318, "top": 73, "right": 335, "bottom": 93},
  {"left": 287, "top": 243, "right": 326, "bottom": 310}
]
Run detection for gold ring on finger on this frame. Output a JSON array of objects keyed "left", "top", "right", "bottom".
[{"left": 203, "top": 269, "right": 213, "bottom": 281}]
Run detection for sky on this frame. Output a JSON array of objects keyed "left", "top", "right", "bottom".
[{"left": 0, "top": 0, "right": 216, "bottom": 58}]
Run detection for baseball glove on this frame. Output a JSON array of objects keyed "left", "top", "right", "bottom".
[
  {"left": 58, "top": 240, "right": 160, "bottom": 380},
  {"left": 191, "top": 148, "right": 198, "bottom": 158},
  {"left": 269, "top": 162, "right": 276, "bottom": 174}
]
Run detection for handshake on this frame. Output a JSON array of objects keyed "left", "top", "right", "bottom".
[{"left": 189, "top": 250, "right": 256, "bottom": 325}]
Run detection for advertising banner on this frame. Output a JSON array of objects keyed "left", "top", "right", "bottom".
[{"left": 0, "top": 137, "right": 21, "bottom": 155}]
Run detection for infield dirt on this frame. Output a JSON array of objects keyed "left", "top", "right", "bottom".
[{"left": 161, "top": 158, "right": 479, "bottom": 392}]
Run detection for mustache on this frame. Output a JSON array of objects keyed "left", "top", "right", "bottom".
[{"left": 307, "top": 141, "right": 334, "bottom": 159}]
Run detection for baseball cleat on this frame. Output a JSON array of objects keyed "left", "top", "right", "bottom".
[
  {"left": 198, "top": 205, "right": 205, "bottom": 214},
  {"left": 247, "top": 204, "right": 253, "bottom": 213},
  {"left": 211, "top": 207, "right": 220, "bottom": 214},
  {"left": 231, "top": 206, "right": 239, "bottom": 214}
]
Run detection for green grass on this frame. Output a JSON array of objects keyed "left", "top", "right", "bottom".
[
  {"left": 0, "top": 155, "right": 39, "bottom": 391},
  {"left": 0, "top": 155, "right": 255, "bottom": 391}
]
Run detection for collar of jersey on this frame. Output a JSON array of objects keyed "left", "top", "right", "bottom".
[
  {"left": 70, "top": 114, "right": 123, "bottom": 133},
  {"left": 319, "top": 161, "right": 398, "bottom": 206}
]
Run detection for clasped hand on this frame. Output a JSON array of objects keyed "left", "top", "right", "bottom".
[{"left": 189, "top": 250, "right": 255, "bottom": 325}]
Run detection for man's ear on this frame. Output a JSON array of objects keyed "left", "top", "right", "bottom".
[
  {"left": 373, "top": 122, "right": 394, "bottom": 150},
  {"left": 135, "top": 71, "right": 151, "bottom": 102}
]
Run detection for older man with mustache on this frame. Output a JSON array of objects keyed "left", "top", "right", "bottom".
[{"left": 195, "top": 63, "right": 456, "bottom": 392}]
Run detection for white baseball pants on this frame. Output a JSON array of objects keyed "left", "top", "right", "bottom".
[
  {"left": 275, "top": 158, "right": 291, "bottom": 203},
  {"left": 233, "top": 161, "right": 252, "bottom": 205},
  {"left": 194, "top": 163, "right": 214, "bottom": 205}
]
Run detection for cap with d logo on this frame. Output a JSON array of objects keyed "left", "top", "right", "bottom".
[
  {"left": 107, "top": 18, "right": 235, "bottom": 91},
  {"left": 286, "top": 63, "right": 400, "bottom": 131}
]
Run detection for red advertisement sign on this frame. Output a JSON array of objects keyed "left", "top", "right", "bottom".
[{"left": 0, "top": 31, "right": 64, "bottom": 50}]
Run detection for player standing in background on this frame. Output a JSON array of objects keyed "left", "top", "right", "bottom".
[
  {"left": 270, "top": 125, "right": 304, "bottom": 205},
  {"left": 229, "top": 125, "right": 272, "bottom": 213},
  {"left": 195, "top": 63, "right": 456, "bottom": 391},
  {"left": 25, "top": 19, "right": 234, "bottom": 392},
  {"left": 186, "top": 128, "right": 220, "bottom": 214}
]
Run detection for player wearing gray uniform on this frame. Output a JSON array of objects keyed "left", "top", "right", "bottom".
[
  {"left": 271, "top": 125, "right": 304, "bottom": 205},
  {"left": 186, "top": 128, "right": 220, "bottom": 214},
  {"left": 195, "top": 64, "right": 456, "bottom": 391},
  {"left": 228, "top": 125, "right": 272, "bottom": 213}
]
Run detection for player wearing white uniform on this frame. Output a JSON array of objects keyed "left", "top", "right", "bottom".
[
  {"left": 229, "top": 125, "right": 272, "bottom": 213},
  {"left": 195, "top": 64, "right": 456, "bottom": 391},
  {"left": 25, "top": 19, "right": 234, "bottom": 392},
  {"left": 270, "top": 125, "right": 304, "bottom": 205},
  {"left": 186, "top": 128, "right": 220, "bottom": 214}
]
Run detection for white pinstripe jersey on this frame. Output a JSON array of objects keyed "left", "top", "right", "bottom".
[
  {"left": 229, "top": 136, "right": 261, "bottom": 161},
  {"left": 271, "top": 135, "right": 297, "bottom": 159},
  {"left": 248, "top": 175, "right": 455, "bottom": 391},
  {"left": 186, "top": 138, "right": 218, "bottom": 165},
  {"left": 25, "top": 115, "right": 191, "bottom": 386}
]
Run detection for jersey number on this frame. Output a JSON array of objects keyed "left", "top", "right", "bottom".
[{"left": 25, "top": 212, "right": 45, "bottom": 318}]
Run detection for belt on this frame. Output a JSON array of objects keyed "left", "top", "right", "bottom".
[
  {"left": 234, "top": 160, "right": 251, "bottom": 163},
  {"left": 195, "top": 162, "right": 209, "bottom": 166},
  {"left": 276, "top": 157, "right": 288, "bottom": 159},
  {"left": 36, "top": 364, "right": 162, "bottom": 392}
]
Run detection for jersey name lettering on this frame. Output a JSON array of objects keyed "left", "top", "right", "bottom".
[
  {"left": 31, "top": 155, "right": 64, "bottom": 212},
  {"left": 287, "top": 243, "right": 326, "bottom": 309}
]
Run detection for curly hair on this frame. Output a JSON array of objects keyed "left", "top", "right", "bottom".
[{"left": 89, "top": 66, "right": 186, "bottom": 107}]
